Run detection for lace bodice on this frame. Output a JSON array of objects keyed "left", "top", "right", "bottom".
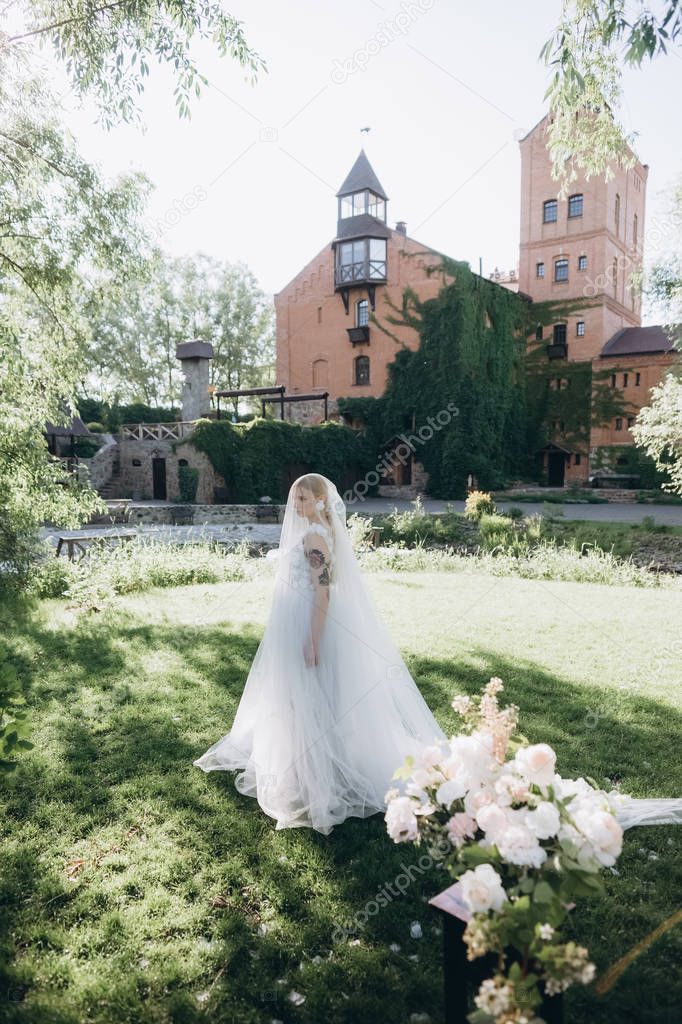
[{"left": 288, "top": 522, "right": 335, "bottom": 593}]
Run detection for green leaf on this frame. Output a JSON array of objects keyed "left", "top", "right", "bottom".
[{"left": 533, "top": 881, "right": 554, "bottom": 904}]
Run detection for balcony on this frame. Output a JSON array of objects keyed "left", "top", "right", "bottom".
[
  {"left": 546, "top": 342, "right": 568, "bottom": 359},
  {"left": 347, "top": 325, "right": 370, "bottom": 345},
  {"left": 335, "top": 259, "right": 386, "bottom": 289}
]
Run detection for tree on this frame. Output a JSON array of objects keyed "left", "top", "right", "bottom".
[
  {"left": 630, "top": 373, "right": 682, "bottom": 494},
  {"left": 0, "top": 2, "right": 264, "bottom": 584},
  {"left": 5, "top": 1, "right": 266, "bottom": 129},
  {"left": 540, "top": 1, "right": 681, "bottom": 194}
]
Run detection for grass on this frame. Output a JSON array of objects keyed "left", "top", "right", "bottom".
[{"left": 1, "top": 569, "right": 681, "bottom": 1023}]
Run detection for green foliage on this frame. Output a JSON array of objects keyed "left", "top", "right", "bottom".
[
  {"left": 339, "top": 259, "right": 530, "bottom": 497},
  {"left": 178, "top": 465, "right": 199, "bottom": 503},
  {"left": 0, "top": 641, "right": 33, "bottom": 775},
  {"left": 591, "top": 443, "right": 673, "bottom": 490},
  {"left": 188, "top": 417, "right": 374, "bottom": 502},
  {"left": 11, "top": 1, "right": 266, "bottom": 131},
  {"left": 464, "top": 490, "right": 497, "bottom": 520}
]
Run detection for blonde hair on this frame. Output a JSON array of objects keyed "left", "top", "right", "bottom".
[{"left": 296, "top": 474, "right": 333, "bottom": 533}]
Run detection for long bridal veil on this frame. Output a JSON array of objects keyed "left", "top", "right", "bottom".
[{"left": 193, "top": 472, "right": 446, "bottom": 834}]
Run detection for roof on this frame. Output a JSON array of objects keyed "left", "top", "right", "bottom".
[
  {"left": 176, "top": 341, "right": 214, "bottom": 360},
  {"left": 600, "top": 325, "right": 679, "bottom": 358},
  {"left": 336, "top": 149, "right": 388, "bottom": 200},
  {"left": 334, "top": 214, "right": 392, "bottom": 242},
  {"left": 44, "top": 415, "right": 92, "bottom": 437}
]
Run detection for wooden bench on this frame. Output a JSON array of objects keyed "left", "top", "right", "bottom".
[{"left": 55, "top": 529, "right": 137, "bottom": 561}]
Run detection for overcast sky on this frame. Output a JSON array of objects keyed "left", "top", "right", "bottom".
[{"left": 7, "top": 0, "right": 682, "bottom": 318}]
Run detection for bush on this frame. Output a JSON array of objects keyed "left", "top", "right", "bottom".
[
  {"left": 86, "top": 421, "right": 106, "bottom": 433},
  {"left": 178, "top": 465, "right": 199, "bottom": 503},
  {"left": 464, "top": 489, "right": 496, "bottom": 520}
]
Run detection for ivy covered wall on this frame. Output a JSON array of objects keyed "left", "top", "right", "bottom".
[
  {"left": 338, "top": 258, "right": 531, "bottom": 496},
  {"left": 186, "top": 417, "right": 375, "bottom": 502}
]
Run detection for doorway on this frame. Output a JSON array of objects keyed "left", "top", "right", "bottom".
[
  {"left": 547, "top": 452, "right": 565, "bottom": 487},
  {"left": 152, "top": 458, "right": 167, "bottom": 500}
]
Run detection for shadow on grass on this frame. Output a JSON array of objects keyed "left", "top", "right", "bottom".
[{"left": 1, "top": 608, "right": 681, "bottom": 1024}]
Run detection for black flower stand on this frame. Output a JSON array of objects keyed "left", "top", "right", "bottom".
[{"left": 429, "top": 884, "right": 565, "bottom": 1024}]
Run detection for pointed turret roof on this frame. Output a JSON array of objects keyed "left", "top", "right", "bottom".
[{"left": 336, "top": 149, "right": 388, "bottom": 200}]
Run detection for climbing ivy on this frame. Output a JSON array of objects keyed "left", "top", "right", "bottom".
[
  {"left": 187, "top": 417, "right": 374, "bottom": 502},
  {"left": 340, "top": 258, "right": 530, "bottom": 496}
]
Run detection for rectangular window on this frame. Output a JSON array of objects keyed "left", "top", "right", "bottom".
[
  {"left": 356, "top": 299, "right": 369, "bottom": 327},
  {"left": 615, "top": 417, "right": 622, "bottom": 431},
  {"left": 575, "top": 453, "right": 581, "bottom": 466},
  {"left": 610, "top": 373, "right": 616, "bottom": 388},
  {"left": 576, "top": 321, "right": 585, "bottom": 336},
  {"left": 554, "top": 258, "right": 569, "bottom": 282},
  {"left": 627, "top": 416, "right": 635, "bottom": 428},
  {"left": 623, "top": 372, "right": 628, "bottom": 387},
  {"left": 553, "top": 323, "right": 567, "bottom": 345},
  {"left": 352, "top": 191, "right": 366, "bottom": 216},
  {"left": 633, "top": 213, "right": 638, "bottom": 248},
  {"left": 536, "top": 262, "right": 545, "bottom": 278},
  {"left": 578, "top": 254, "right": 587, "bottom": 271},
  {"left": 615, "top": 193, "right": 620, "bottom": 233},
  {"left": 536, "top": 323, "right": 543, "bottom": 340},
  {"left": 368, "top": 238, "right": 387, "bottom": 279},
  {"left": 568, "top": 193, "right": 583, "bottom": 218},
  {"left": 635, "top": 372, "right": 641, "bottom": 385},
  {"left": 543, "top": 199, "right": 558, "bottom": 223}
]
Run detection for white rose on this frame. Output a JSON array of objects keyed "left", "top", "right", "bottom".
[
  {"left": 436, "top": 776, "right": 468, "bottom": 807},
  {"left": 419, "top": 743, "right": 444, "bottom": 769},
  {"left": 524, "top": 800, "right": 561, "bottom": 840},
  {"left": 497, "top": 824, "right": 547, "bottom": 868},
  {"left": 476, "top": 803, "right": 511, "bottom": 842},
  {"left": 459, "top": 863, "right": 507, "bottom": 913},
  {"left": 385, "top": 796, "right": 419, "bottom": 843},
  {"left": 514, "top": 744, "right": 557, "bottom": 788},
  {"left": 573, "top": 809, "right": 623, "bottom": 867}
]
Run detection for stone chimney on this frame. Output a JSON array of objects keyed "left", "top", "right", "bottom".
[
  {"left": 176, "top": 341, "right": 214, "bottom": 421},
  {"left": 395, "top": 220, "right": 407, "bottom": 236}
]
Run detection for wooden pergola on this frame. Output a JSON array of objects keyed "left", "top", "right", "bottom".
[{"left": 213, "top": 385, "right": 330, "bottom": 422}]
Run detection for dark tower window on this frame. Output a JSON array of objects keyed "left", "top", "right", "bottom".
[
  {"left": 553, "top": 323, "right": 567, "bottom": 345},
  {"left": 554, "top": 258, "right": 569, "bottom": 282},
  {"left": 543, "top": 199, "right": 558, "bottom": 223},
  {"left": 354, "top": 355, "right": 370, "bottom": 386},
  {"left": 356, "top": 299, "right": 369, "bottom": 326},
  {"left": 568, "top": 193, "right": 583, "bottom": 218}
]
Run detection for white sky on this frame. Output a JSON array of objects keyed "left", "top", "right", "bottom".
[{"left": 5, "top": 0, "right": 682, "bottom": 316}]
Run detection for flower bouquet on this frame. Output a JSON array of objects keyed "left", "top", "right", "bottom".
[{"left": 385, "top": 678, "right": 624, "bottom": 1024}]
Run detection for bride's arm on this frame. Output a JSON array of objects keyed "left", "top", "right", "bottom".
[{"left": 304, "top": 535, "right": 331, "bottom": 661}]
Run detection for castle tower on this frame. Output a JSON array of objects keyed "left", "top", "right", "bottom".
[
  {"left": 176, "top": 341, "right": 214, "bottom": 421},
  {"left": 518, "top": 113, "right": 648, "bottom": 363}
]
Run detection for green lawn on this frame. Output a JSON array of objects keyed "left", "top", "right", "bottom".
[{"left": 2, "top": 570, "right": 681, "bottom": 1023}]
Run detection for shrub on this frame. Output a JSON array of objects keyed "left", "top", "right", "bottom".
[
  {"left": 464, "top": 490, "right": 496, "bottom": 520},
  {"left": 178, "top": 465, "right": 199, "bottom": 503}
]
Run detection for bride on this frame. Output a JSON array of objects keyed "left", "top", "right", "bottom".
[
  {"left": 193, "top": 472, "right": 447, "bottom": 835},
  {"left": 194, "top": 473, "right": 682, "bottom": 837}
]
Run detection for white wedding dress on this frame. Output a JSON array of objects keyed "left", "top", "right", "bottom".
[
  {"left": 193, "top": 473, "right": 682, "bottom": 837},
  {"left": 193, "top": 473, "right": 446, "bottom": 835}
]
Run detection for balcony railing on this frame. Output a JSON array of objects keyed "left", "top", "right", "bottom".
[
  {"left": 546, "top": 342, "right": 568, "bottom": 359},
  {"left": 119, "top": 421, "right": 199, "bottom": 441},
  {"left": 347, "top": 325, "right": 370, "bottom": 344},
  {"left": 335, "top": 259, "right": 386, "bottom": 288}
]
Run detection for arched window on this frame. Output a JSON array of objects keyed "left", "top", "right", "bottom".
[
  {"left": 354, "top": 355, "right": 370, "bottom": 386},
  {"left": 312, "top": 358, "right": 328, "bottom": 389}
]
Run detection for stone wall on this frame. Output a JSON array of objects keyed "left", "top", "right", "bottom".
[
  {"left": 117, "top": 435, "right": 227, "bottom": 503},
  {"left": 78, "top": 434, "right": 118, "bottom": 488},
  {"left": 126, "top": 504, "right": 286, "bottom": 525}
]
